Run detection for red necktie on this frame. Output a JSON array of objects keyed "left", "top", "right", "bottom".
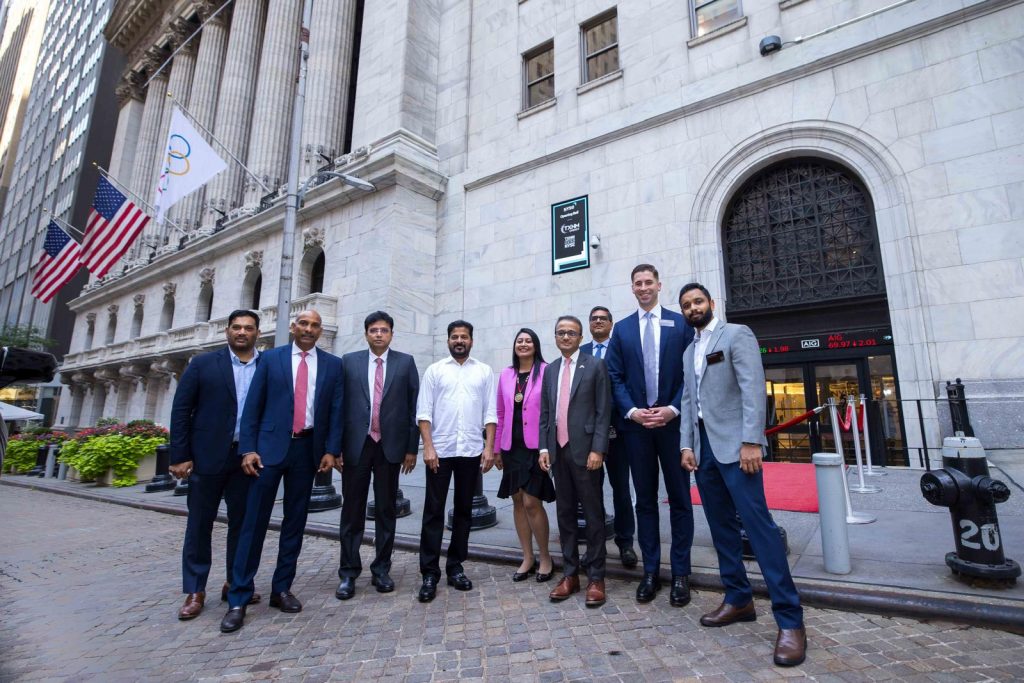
[
  {"left": 370, "top": 357, "right": 383, "bottom": 442},
  {"left": 557, "top": 357, "right": 572, "bottom": 448},
  {"left": 293, "top": 351, "right": 309, "bottom": 433}
]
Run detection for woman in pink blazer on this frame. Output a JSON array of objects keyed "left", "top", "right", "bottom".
[{"left": 496, "top": 328, "right": 555, "bottom": 582}]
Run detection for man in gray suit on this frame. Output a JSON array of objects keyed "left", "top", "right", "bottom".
[
  {"left": 678, "top": 283, "right": 806, "bottom": 667},
  {"left": 539, "top": 315, "right": 612, "bottom": 607}
]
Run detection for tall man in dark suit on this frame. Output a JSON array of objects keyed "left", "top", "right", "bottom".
[
  {"left": 170, "top": 310, "right": 262, "bottom": 620},
  {"left": 335, "top": 311, "right": 419, "bottom": 600},
  {"left": 580, "top": 306, "right": 637, "bottom": 568},
  {"left": 539, "top": 315, "right": 612, "bottom": 607},
  {"left": 220, "top": 309, "right": 343, "bottom": 633},
  {"left": 679, "top": 283, "right": 805, "bottom": 667},
  {"left": 605, "top": 264, "right": 695, "bottom": 606}
]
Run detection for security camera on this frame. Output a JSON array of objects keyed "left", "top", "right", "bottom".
[
  {"left": 590, "top": 234, "right": 601, "bottom": 249},
  {"left": 759, "top": 35, "right": 782, "bottom": 56}
]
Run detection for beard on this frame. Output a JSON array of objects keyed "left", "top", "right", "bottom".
[
  {"left": 687, "top": 309, "right": 713, "bottom": 328},
  {"left": 449, "top": 343, "right": 469, "bottom": 359}
]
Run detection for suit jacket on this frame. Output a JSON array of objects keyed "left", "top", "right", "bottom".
[
  {"left": 679, "top": 321, "right": 768, "bottom": 465},
  {"left": 581, "top": 341, "right": 623, "bottom": 435},
  {"left": 339, "top": 349, "right": 419, "bottom": 465},
  {"left": 170, "top": 347, "right": 256, "bottom": 474},
  {"left": 539, "top": 354, "right": 611, "bottom": 466},
  {"left": 496, "top": 363, "right": 546, "bottom": 452},
  {"left": 239, "top": 344, "right": 343, "bottom": 466},
  {"left": 605, "top": 307, "right": 694, "bottom": 432}
]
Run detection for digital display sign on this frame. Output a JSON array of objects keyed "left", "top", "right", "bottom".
[
  {"left": 551, "top": 196, "right": 590, "bottom": 274},
  {"left": 760, "top": 329, "right": 893, "bottom": 355}
]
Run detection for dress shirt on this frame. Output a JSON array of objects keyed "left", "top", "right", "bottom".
[
  {"left": 692, "top": 315, "right": 720, "bottom": 420},
  {"left": 291, "top": 343, "right": 317, "bottom": 429},
  {"left": 627, "top": 304, "right": 680, "bottom": 418},
  {"left": 367, "top": 348, "right": 390, "bottom": 434},
  {"left": 590, "top": 332, "right": 611, "bottom": 360},
  {"left": 540, "top": 349, "right": 580, "bottom": 455},
  {"left": 229, "top": 348, "right": 260, "bottom": 441},
  {"left": 416, "top": 356, "right": 497, "bottom": 458}
]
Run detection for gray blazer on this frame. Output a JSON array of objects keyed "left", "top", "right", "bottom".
[
  {"left": 540, "top": 354, "right": 612, "bottom": 467},
  {"left": 680, "top": 321, "right": 767, "bottom": 465}
]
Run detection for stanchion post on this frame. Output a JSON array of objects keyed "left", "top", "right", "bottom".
[
  {"left": 860, "top": 394, "right": 886, "bottom": 477},
  {"left": 848, "top": 395, "right": 880, "bottom": 494},
  {"left": 828, "top": 398, "right": 875, "bottom": 524},
  {"left": 812, "top": 452, "right": 851, "bottom": 574}
]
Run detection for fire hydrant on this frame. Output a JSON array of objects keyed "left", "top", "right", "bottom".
[{"left": 920, "top": 436, "right": 1021, "bottom": 585}]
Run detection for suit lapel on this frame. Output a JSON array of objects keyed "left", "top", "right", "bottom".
[
  {"left": 524, "top": 364, "right": 541, "bottom": 401},
  {"left": 629, "top": 312, "right": 644, "bottom": 367},
  {"left": 280, "top": 345, "right": 294, "bottom": 401},
  {"left": 658, "top": 310, "right": 676, "bottom": 366},
  {"left": 380, "top": 353, "right": 396, "bottom": 399},
  {"left": 548, "top": 358, "right": 562, "bottom": 403},
  {"left": 698, "top": 324, "right": 727, "bottom": 388},
  {"left": 217, "top": 348, "right": 236, "bottom": 401},
  {"left": 359, "top": 353, "right": 372, "bottom": 402},
  {"left": 314, "top": 348, "right": 327, "bottom": 415},
  {"left": 570, "top": 356, "right": 585, "bottom": 400}
]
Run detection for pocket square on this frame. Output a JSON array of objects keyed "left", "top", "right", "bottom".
[{"left": 705, "top": 350, "right": 725, "bottom": 365}]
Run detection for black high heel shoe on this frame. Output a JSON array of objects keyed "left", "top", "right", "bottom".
[
  {"left": 512, "top": 560, "right": 538, "bottom": 582},
  {"left": 535, "top": 562, "right": 554, "bottom": 583}
]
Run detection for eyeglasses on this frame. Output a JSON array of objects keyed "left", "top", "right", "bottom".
[
  {"left": 555, "top": 330, "right": 580, "bottom": 338},
  {"left": 589, "top": 315, "right": 610, "bottom": 322},
  {"left": 367, "top": 327, "right": 391, "bottom": 335}
]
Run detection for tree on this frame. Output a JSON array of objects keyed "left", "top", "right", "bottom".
[{"left": 0, "top": 323, "right": 55, "bottom": 350}]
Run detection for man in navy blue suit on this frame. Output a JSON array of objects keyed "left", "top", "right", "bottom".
[
  {"left": 170, "top": 309, "right": 262, "bottom": 621},
  {"left": 580, "top": 306, "right": 637, "bottom": 569},
  {"left": 221, "top": 309, "right": 343, "bottom": 633},
  {"left": 605, "top": 264, "right": 695, "bottom": 606}
]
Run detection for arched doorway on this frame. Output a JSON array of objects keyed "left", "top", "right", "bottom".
[{"left": 723, "top": 158, "right": 907, "bottom": 465}]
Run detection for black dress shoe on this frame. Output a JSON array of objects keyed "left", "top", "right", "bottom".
[
  {"left": 268, "top": 591, "right": 302, "bottom": 613},
  {"left": 636, "top": 573, "right": 661, "bottom": 603},
  {"left": 335, "top": 577, "right": 356, "bottom": 600},
  {"left": 512, "top": 561, "right": 538, "bottom": 582},
  {"left": 220, "top": 606, "right": 246, "bottom": 633},
  {"left": 670, "top": 575, "right": 691, "bottom": 607},
  {"left": 447, "top": 572, "right": 473, "bottom": 591},
  {"left": 371, "top": 574, "right": 395, "bottom": 593},
  {"left": 418, "top": 576, "right": 438, "bottom": 603},
  {"left": 619, "top": 546, "right": 638, "bottom": 569}
]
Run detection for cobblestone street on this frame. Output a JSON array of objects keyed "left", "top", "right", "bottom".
[{"left": 2, "top": 487, "right": 1023, "bottom": 682}]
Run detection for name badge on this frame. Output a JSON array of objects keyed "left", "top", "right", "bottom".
[
  {"left": 660, "top": 319, "right": 675, "bottom": 327},
  {"left": 706, "top": 350, "right": 725, "bottom": 365}
]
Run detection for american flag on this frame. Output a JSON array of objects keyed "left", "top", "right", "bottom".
[
  {"left": 31, "top": 221, "right": 83, "bottom": 303},
  {"left": 82, "top": 176, "right": 150, "bottom": 277}
]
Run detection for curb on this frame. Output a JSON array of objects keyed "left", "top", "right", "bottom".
[{"left": 4, "top": 476, "right": 1023, "bottom": 634}]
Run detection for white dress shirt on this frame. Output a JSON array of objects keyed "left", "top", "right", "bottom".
[
  {"left": 367, "top": 348, "right": 389, "bottom": 434},
  {"left": 229, "top": 348, "right": 260, "bottom": 441},
  {"left": 540, "top": 350, "right": 580, "bottom": 455},
  {"left": 692, "top": 316, "right": 720, "bottom": 420},
  {"left": 290, "top": 343, "right": 317, "bottom": 429},
  {"left": 416, "top": 356, "right": 498, "bottom": 458},
  {"left": 627, "top": 304, "right": 680, "bottom": 418}
]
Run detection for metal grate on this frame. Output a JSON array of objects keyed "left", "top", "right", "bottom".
[{"left": 724, "top": 160, "right": 885, "bottom": 311}]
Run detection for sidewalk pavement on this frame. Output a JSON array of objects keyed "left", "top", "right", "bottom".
[{"left": 4, "top": 454, "right": 1024, "bottom": 633}]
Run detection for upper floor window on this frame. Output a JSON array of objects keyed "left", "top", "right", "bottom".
[
  {"left": 523, "top": 41, "right": 555, "bottom": 110},
  {"left": 581, "top": 10, "right": 619, "bottom": 83},
  {"left": 691, "top": 0, "right": 742, "bottom": 38}
]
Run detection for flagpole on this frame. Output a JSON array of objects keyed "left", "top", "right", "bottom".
[
  {"left": 41, "top": 208, "right": 85, "bottom": 239},
  {"left": 165, "top": 94, "right": 271, "bottom": 192},
  {"left": 92, "top": 163, "right": 187, "bottom": 236},
  {"left": 142, "top": 0, "right": 233, "bottom": 88}
]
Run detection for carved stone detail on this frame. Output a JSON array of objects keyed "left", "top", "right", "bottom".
[
  {"left": 163, "top": 282, "right": 177, "bottom": 300},
  {"left": 199, "top": 267, "right": 216, "bottom": 285},
  {"left": 133, "top": 294, "right": 146, "bottom": 308},
  {"left": 107, "top": 304, "right": 120, "bottom": 316},
  {"left": 303, "top": 226, "right": 325, "bottom": 251},
  {"left": 244, "top": 250, "right": 263, "bottom": 272},
  {"left": 85, "top": 312, "right": 97, "bottom": 325}
]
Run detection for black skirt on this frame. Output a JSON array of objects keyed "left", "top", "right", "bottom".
[{"left": 497, "top": 390, "right": 555, "bottom": 502}]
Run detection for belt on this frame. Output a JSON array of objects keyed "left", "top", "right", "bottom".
[{"left": 291, "top": 428, "right": 314, "bottom": 439}]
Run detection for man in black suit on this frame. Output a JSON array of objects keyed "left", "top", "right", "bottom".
[
  {"left": 335, "top": 311, "right": 420, "bottom": 600},
  {"left": 170, "top": 309, "right": 262, "bottom": 620},
  {"left": 580, "top": 306, "right": 637, "bottom": 568},
  {"left": 540, "top": 315, "right": 612, "bottom": 607}
]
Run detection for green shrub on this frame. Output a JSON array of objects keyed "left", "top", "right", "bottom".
[
  {"left": 5, "top": 439, "right": 43, "bottom": 473},
  {"left": 57, "top": 423, "right": 168, "bottom": 486}
]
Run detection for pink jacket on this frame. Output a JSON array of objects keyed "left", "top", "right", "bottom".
[{"left": 496, "top": 363, "right": 546, "bottom": 452}]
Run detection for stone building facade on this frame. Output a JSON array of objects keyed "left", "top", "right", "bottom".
[{"left": 56, "top": 0, "right": 1024, "bottom": 465}]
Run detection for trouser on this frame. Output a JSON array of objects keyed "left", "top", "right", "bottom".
[
  {"left": 338, "top": 436, "right": 401, "bottom": 579},
  {"left": 553, "top": 445, "right": 606, "bottom": 580},
  {"left": 419, "top": 455, "right": 480, "bottom": 578},
  {"left": 605, "top": 436, "right": 635, "bottom": 549}
]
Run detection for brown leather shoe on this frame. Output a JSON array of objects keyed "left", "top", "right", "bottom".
[
  {"left": 699, "top": 600, "right": 756, "bottom": 627},
  {"left": 178, "top": 592, "right": 204, "bottom": 620},
  {"left": 221, "top": 582, "right": 262, "bottom": 605},
  {"left": 548, "top": 575, "right": 580, "bottom": 602},
  {"left": 585, "top": 580, "right": 606, "bottom": 608},
  {"left": 774, "top": 627, "right": 807, "bottom": 666}
]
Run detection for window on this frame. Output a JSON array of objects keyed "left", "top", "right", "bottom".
[
  {"left": 310, "top": 253, "right": 324, "bottom": 294},
  {"left": 105, "top": 312, "right": 116, "bottom": 345},
  {"left": 523, "top": 41, "right": 555, "bottom": 109},
  {"left": 690, "top": 0, "right": 742, "bottom": 38},
  {"left": 160, "top": 297, "right": 174, "bottom": 331},
  {"left": 581, "top": 10, "right": 618, "bottom": 83},
  {"left": 196, "top": 284, "right": 213, "bottom": 322},
  {"left": 130, "top": 306, "right": 143, "bottom": 338}
]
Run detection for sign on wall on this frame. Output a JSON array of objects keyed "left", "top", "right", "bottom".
[{"left": 551, "top": 195, "right": 590, "bottom": 274}]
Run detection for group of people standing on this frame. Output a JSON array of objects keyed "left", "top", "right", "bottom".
[{"left": 168, "top": 262, "right": 806, "bottom": 668}]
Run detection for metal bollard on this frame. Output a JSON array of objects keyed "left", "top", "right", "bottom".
[
  {"left": 308, "top": 468, "right": 341, "bottom": 512},
  {"left": 813, "top": 452, "right": 851, "bottom": 574},
  {"left": 144, "top": 444, "right": 177, "bottom": 492},
  {"left": 447, "top": 471, "right": 497, "bottom": 531},
  {"left": 27, "top": 445, "right": 47, "bottom": 476},
  {"left": 945, "top": 378, "right": 974, "bottom": 437},
  {"left": 43, "top": 444, "right": 58, "bottom": 478},
  {"left": 367, "top": 488, "right": 412, "bottom": 520},
  {"left": 920, "top": 436, "right": 1020, "bottom": 585}
]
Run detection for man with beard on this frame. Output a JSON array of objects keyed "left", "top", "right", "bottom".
[
  {"left": 678, "top": 283, "right": 805, "bottom": 667},
  {"left": 170, "top": 310, "right": 262, "bottom": 620},
  {"left": 415, "top": 320, "right": 498, "bottom": 602},
  {"left": 221, "top": 310, "right": 343, "bottom": 633}
]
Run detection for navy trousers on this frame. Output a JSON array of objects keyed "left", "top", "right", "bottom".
[
  {"left": 605, "top": 436, "right": 635, "bottom": 550},
  {"left": 181, "top": 444, "right": 251, "bottom": 593},
  {"left": 228, "top": 436, "right": 316, "bottom": 608},
  {"left": 624, "top": 421, "right": 693, "bottom": 576},
  {"left": 696, "top": 422, "right": 803, "bottom": 629}
]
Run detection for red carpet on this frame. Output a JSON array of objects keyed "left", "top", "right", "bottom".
[{"left": 689, "top": 462, "right": 818, "bottom": 513}]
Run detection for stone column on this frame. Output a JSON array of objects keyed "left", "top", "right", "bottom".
[
  {"left": 178, "top": 2, "right": 230, "bottom": 233},
  {"left": 201, "top": 0, "right": 267, "bottom": 229},
  {"left": 130, "top": 47, "right": 170, "bottom": 200},
  {"left": 242, "top": 0, "right": 302, "bottom": 207},
  {"left": 299, "top": 0, "right": 357, "bottom": 177},
  {"left": 109, "top": 71, "right": 144, "bottom": 181}
]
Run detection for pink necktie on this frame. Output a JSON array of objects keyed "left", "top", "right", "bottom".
[
  {"left": 370, "top": 357, "right": 383, "bottom": 442},
  {"left": 293, "top": 351, "right": 308, "bottom": 433},
  {"left": 557, "top": 357, "right": 572, "bottom": 448}
]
